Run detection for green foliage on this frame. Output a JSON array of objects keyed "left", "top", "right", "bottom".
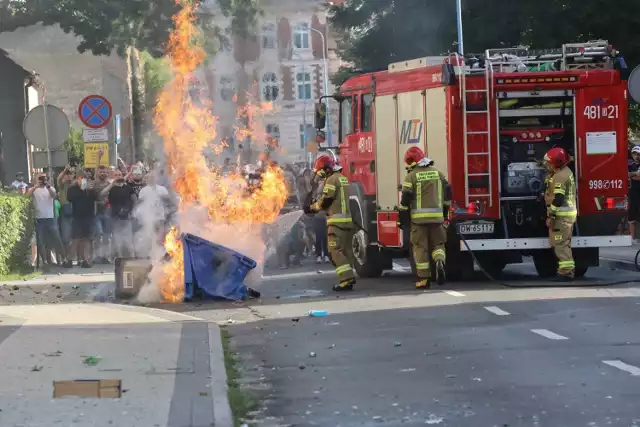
[
  {"left": 141, "top": 51, "right": 171, "bottom": 95},
  {"left": 0, "top": 193, "right": 34, "bottom": 275},
  {"left": 64, "top": 127, "right": 84, "bottom": 165},
  {"left": 329, "top": 0, "right": 640, "bottom": 74}
]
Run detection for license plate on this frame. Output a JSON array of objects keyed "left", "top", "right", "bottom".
[{"left": 457, "top": 222, "right": 494, "bottom": 235}]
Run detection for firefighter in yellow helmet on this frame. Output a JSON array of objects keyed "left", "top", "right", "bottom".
[
  {"left": 543, "top": 147, "right": 577, "bottom": 281},
  {"left": 398, "top": 147, "right": 451, "bottom": 289},
  {"left": 303, "top": 154, "right": 356, "bottom": 291}
]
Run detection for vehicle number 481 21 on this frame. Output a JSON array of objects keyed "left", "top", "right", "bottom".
[{"left": 588, "top": 179, "right": 623, "bottom": 190}]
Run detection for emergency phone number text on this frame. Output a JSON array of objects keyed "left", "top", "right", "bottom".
[{"left": 588, "top": 179, "right": 624, "bottom": 190}]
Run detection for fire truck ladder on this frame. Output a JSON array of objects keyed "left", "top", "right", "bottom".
[
  {"left": 484, "top": 40, "right": 617, "bottom": 71},
  {"left": 454, "top": 53, "right": 494, "bottom": 208}
]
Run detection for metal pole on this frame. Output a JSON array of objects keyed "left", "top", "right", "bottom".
[
  {"left": 43, "top": 102, "right": 53, "bottom": 183},
  {"left": 456, "top": 0, "right": 464, "bottom": 56},
  {"left": 310, "top": 27, "right": 331, "bottom": 147}
]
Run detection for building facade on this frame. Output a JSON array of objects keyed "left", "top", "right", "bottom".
[{"left": 200, "top": 0, "right": 342, "bottom": 164}]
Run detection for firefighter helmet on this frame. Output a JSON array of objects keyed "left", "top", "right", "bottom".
[
  {"left": 543, "top": 147, "right": 569, "bottom": 168},
  {"left": 313, "top": 154, "right": 336, "bottom": 175},
  {"left": 404, "top": 147, "right": 425, "bottom": 166}
]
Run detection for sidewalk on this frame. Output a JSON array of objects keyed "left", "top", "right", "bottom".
[
  {"left": 599, "top": 244, "right": 640, "bottom": 272},
  {"left": 0, "top": 303, "right": 232, "bottom": 427}
]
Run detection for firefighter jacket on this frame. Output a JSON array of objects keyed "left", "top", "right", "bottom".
[
  {"left": 399, "top": 161, "right": 449, "bottom": 225},
  {"left": 311, "top": 172, "right": 353, "bottom": 228},
  {"left": 544, "top": 166, "right": 577, "bottom": 219}
]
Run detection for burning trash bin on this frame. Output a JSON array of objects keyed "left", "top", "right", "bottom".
[{"left": 182, "top": 233, "right": 260, "bottom": 301}]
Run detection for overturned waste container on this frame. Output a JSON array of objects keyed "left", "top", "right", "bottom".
[{"left": 182, "top": 233, "right": 257, "bottom": 301}]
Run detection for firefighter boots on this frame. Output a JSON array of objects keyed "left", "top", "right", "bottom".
[
  {"left": 435, "top": 260, "right": 446, "bottom": 286},
  {"left": 416, "top": 279, "right": 430, "bottom": 289},
  {"left": 333, "top": 278, "right": 355, "bottom": 292}
]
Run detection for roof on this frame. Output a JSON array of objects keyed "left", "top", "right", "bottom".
[{"left": 0, "top": 48, "right": 42, "bottom": 88}]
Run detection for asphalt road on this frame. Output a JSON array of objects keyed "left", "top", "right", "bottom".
[{"left": 187, "top": 260, "right": 640, "bottom": 427}]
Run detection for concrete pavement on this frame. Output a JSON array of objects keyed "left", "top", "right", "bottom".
[
  {"left": 0, "top": 303, "right": 233, "bottom": 427},
  {"left": 170, "top": 261, "right": 640, "bottom": 426}
]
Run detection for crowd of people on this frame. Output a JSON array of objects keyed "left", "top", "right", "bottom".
[{"left": 10, "top": 152, "right": 173, "bottom": 269}]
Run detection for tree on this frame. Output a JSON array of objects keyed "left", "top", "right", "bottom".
[
  {"left": 329, "top": 0, "right": 640, "bottom": 85},
  {"left": 64, "top": 127, "right": 84, "bottom": 165}
]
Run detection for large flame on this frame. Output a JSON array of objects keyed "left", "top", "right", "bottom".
[{"left": 154, "top": 0, "right": 288, "bottom": 303}]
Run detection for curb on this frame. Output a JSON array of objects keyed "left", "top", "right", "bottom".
[
  {"left": 208, "top": 322, "right": 234, "bottom": 427},
  {"left": 599, "top": 257, "right": 639, "bottom": 273}
]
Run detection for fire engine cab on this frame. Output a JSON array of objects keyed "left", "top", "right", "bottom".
[{"left": 314, "top": 40, "right": 632, "bottom": 281}]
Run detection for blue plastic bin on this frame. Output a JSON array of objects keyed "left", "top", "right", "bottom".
[{"left": 181, "top": 233, "right": 257, "bottom": 301}]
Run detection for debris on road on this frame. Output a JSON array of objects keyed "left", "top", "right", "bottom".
[
  {"left": 53, "top": 379, "right": 122, "bottom": 398},
  {"left": 394, "top": 342, "right": 402, "bottom": 347},
  {"left": 309, "top": 352, "right": 316, "bottom": 358},
  {"left": 309, "top": 310, "right": 328, "bottom": 317},
  {"left": 83, "top": 356, "right": 101, "bottom": 366},
  {"left": 31, "top": 365, "right": 43, "bottom": 372},
  {"left": 44, "top": 351, "right": 62, "bottom": 357}
]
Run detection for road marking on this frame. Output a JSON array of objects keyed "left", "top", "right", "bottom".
[
  {"left": 392, "top": 262, "right": 412, "bottom": 272},
  {"left": 530, "top": 329, "right": 569, "bottom": 340},
  {"left": 602, "top": 360, "right": 640, "bottom": 376},
  {"left": 484, "top": 306, "right": 510, "bottom": 316},
  {"left": 444, "top": 290, "right": 466, "bottom": 297}
]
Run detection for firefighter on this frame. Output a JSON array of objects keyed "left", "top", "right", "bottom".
[
  {"left": 303, "top": 154, "right": 356, "bottom": 291},
  {"left": 398, "top": 147, "right": 450, "bottom": 289},
  {"left": 543, "top": 147, "right": 577, "bottom": 281}
]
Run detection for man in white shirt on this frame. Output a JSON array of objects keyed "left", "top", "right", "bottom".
[{"left": 27, "top": 174, "right": 70, "bottom": 267}]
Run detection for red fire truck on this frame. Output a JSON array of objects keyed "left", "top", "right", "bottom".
[{"left": 314, "top": 40, "right": 632, "bottom": 281}]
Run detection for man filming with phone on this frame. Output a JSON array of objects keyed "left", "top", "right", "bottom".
[
  {"left": 28, "top": 173, "right": 70, "bottom": 268},
  {"left": 101, "top": 169, "right": 136, "bottom": 259}
]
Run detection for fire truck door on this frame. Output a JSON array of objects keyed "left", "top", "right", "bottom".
[
  {"left": 397, "top": 91, "right": 427, "bottom": 195},
  {"left": 374, "top": 95, "right": 400, "bottom": 211}
]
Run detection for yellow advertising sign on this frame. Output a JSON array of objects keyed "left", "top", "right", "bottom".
[{"left": 83, "top": 143, "right": 109, "bottom": 168}]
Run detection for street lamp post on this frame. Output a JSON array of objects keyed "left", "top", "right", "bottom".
[
  {"left": 309, "top": 26, "right": 331, "bottom": 147},
  {"left": 456, "top": 0, "right": 464, "bottom": 55}
]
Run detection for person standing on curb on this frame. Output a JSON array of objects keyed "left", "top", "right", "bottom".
[
  {"left": 67, "top": 172, "right": 98, "bottom": 268},
  {"left": 101, "top": 169, "right": 136, "bottom": 259},
  {"left": 56, "top": 165, "right": 76, "bottom": 260},
  {"left": 28, "top": 174, "right": 70, "bottom": 268},
  {"left": 93, "top": 150, "right": 112, "bottom": 264}
]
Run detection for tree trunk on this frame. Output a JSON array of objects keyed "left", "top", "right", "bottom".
[
  {"left": 131, "top": 45, "right": 147, "bottom": 162},
  {"left": 125, "top": 45, "right": 136, "bottom": 163}
]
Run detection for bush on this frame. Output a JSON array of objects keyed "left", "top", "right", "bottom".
[{"left": 0, "top": 193, "right": 33, "bottom": 275}]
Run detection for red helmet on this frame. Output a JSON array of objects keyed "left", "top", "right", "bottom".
[
  {"left": 313, "top": 154, "right": 335, "bottom": 173},
  {"left": 404, "top": 147, "right": 425, "bottom": 166},
  {"left": 544, "top": 147, "right": 569, "bottom": 168}
]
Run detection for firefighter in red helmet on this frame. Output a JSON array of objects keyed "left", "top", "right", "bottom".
[
  {"left": 303, "top": 154, "right": 356, "bottom": 291},
  {"left": 398, "top": 147, "right": 451, "bottom": 289},
  {"left": 543, "top": 147, "right": 577, "bottom": 281}
]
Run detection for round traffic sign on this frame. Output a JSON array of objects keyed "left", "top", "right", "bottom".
[
  {"left": 78, "top": 95, "right": 112, "bottom": 129},
  {"left": 23, "top": 104, "right": 70, "bottom": 150}
]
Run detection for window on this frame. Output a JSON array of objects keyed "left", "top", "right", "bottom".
[
  {"left": 300, "top": 123, "right": 313, "bottom": 149},
  {"left": 219, "top": 76, "right": 235, "bottom": 101},
  {"left": 361, "top": 94, "right": 373, "bottom": 132},
  {"left": 293, "top": 23, "right": 310, "bottom": 49},
  {"left": 296, "top": 72, "right": 312, "bottom": 100},
  {"left": 261, "top": 72, "right": 279, "bottom": 102},
  {"left": 340, "top": 96, "right": 354, "bottom": 140},
  {"left": 261, "top": 23, "right": 276, "bottom": 49},
  {"left": 266, "top": 124, "right": 280, "bottom": 140}
]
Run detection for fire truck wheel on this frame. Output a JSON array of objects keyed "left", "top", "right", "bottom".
[
  {"left": 533, "top": 251, "right": 557, "bottom": 278},
  {"left": 574, "top": 266, "right": 588, "bottom": 278},
  {"left": 350, "top": 230, "right": 384, "bottom": 278},
  {"left": 475, "top": 257, "right": 507, "bottom": 279}
]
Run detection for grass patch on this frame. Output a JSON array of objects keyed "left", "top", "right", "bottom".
[
  {"left": 0, "top": 271, "right": 41, "bottom": 282},
  {"left": 221, "top": 327, "right": 258, "bottom": 427}
]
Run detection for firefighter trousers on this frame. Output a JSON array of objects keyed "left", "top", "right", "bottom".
[
  {"left": 549, "top": 217, "right": 575, "bottom": 277},
  {"left": 410, "top": 223, "right": 447, "bottom": 279},
  {"left": 327, "top": 225, "right": 355, "bottom": 283}
]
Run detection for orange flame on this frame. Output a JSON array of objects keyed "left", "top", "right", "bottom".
[{"left": 154, "top": 0, "right": 288, "bottom": 303}]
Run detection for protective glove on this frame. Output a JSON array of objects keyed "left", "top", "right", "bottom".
[{"left": 397, "top": 209, "right": 410, "bottom": 228}]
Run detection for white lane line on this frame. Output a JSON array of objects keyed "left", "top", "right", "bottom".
[
  {"left": 484, "top": 306, "right": 510, "bottom": 316},
  {"left": 392, "top": 262, "right": 412, "bottom": 272},
  {"left": 530, "top": 329, "right": 569, "bottom": 340},
  {"left": 444, "top": 290, "right": 466, "bottom": 297},
  {"left": 602, "top": 360, "right": 640, "bottom": 376}
]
